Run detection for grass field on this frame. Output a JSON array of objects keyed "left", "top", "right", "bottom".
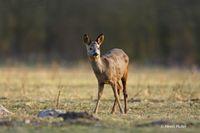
[{"left": 0, "top": 64, "right": 200, "bottom": 133}]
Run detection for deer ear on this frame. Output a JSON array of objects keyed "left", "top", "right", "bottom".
[
  {"left": 83, "top": 34, "right": 91, "bottom": 45},
  {"left": 96, "top": 33, "right": 104, "bottom": 45}
]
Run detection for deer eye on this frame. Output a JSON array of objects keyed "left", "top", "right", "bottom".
[{"left": 89, "top": 48, "right": 92, "bottom": 50}]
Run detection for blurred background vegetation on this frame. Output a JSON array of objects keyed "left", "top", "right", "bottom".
[{"left": 0, "top": 0, "right": 200, "bottom": 66}]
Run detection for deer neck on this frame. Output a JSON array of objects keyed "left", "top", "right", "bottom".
[{"left": 90, "top": 56, "right": 105, "bottom": 74}]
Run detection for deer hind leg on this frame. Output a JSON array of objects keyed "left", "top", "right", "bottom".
[
  {"left": 111, "top": 82, "right": 121, "bottom": 114},
  {"left": 111, "top": 82, "right": 124, "bottom": 114},
  {"left": 94, "top": 82, "right": 104, "bottom": 114},
  {"left": 122, "top": 71, "right": 128, "bottom": 114}
]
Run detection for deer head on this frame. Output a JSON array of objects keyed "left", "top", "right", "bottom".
[{"left": 83, "top": 34, "right": 104, "bottom": 60}]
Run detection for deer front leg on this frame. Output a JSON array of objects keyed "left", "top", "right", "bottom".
[
  {"left": 111, "top": 82, "right": 121, "bottom": 114},
  {"left": 111, "top": 82, "right": 124, "bottom": 114},
  {"left": 94, "top": 82, "right": 104, "bottom": 114}
]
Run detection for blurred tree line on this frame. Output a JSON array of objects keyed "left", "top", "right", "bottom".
[{"left": 0, "top": 0, "right": 200, "bottom": 66}]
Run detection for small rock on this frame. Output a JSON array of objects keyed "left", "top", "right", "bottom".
[
  {"left": 25, "top": 119, "right": 31, "bottom": 124},
  {"left": 38, "top": 109, "right": 66, "bottom": 118},
  {"left": 37, "top": 109, "right": 99, "bottom": 122}
]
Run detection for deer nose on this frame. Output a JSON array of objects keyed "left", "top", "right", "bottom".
[{"left": 93, "top": 52, "right": 98, "bottom": 56}]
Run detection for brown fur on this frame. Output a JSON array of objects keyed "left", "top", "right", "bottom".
[{"left": 83, "top": 34, "right": 129, "bottom": 114}]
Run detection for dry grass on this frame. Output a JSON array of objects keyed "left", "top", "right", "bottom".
[{"left": 0, "top": 64, "right": 200, "bottom": 133}]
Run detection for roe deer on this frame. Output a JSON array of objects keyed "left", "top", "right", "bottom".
[{"left": 83, "top": 33, "right": 129, "bottom": 114}]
